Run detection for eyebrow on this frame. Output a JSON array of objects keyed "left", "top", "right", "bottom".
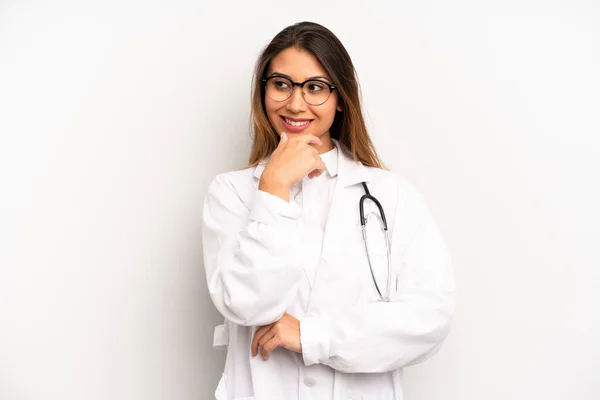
[{"left": 270, "top": 72, "right": 332, "bottom": 82}]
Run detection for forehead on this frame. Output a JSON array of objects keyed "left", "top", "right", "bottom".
[{"left": 268, "top": 47, "right": 330, "bottom": 81}]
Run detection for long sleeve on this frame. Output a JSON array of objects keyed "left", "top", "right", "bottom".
[
  {"left": 300, "top": 182, "right": 456, "bottom": 373},
  {"left": 202, "top": 173, "right": 304, "bottom": 327}
]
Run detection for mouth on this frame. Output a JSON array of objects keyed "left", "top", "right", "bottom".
[{"left": 280, "top": 116, "right": 314, "bottom": 132}]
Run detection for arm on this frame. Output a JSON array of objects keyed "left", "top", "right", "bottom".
[
  {"left": 300, "top": 182, "right": 456, "bottom": 373},
  {"left": 202, "top": 173, "right": 304, "bottom": 327}
]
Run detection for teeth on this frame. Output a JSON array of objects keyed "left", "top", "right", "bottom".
[{"left": 285, "top": 118, "right": 311, "bottom": 127}]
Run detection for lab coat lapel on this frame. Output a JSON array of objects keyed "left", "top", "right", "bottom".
[
  {"left": 307, "top": 144, "right": 371, "bottom": 315},
  {"left": 320, "top": 144, "right": 371, "bottom": 263},
  {"left": 252, "top": 145, "right": 371, "bottom": 297}
]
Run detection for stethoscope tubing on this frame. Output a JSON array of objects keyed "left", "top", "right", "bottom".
[{"left": 359, "top": 182, "right": 392, "bottom": 302}]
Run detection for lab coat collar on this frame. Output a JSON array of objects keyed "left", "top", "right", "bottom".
[
  {"left": 252, "top": 138, "right": 371, "bottom": 188},
  {"left": 319, "top": 145, "right": 338, "bottom": 177},
  {"left": 334, "top": 139, "right": 371, "bottom": 188}
]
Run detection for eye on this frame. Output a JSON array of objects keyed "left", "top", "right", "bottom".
[
  {"left": 306, "top": 81, "right": 328, "bottom": 93},
  {"left": 272, "top": 78, "right": 291, "bottom": 90}
]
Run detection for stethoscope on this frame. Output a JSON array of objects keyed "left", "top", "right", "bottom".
[{"left": 359, "top": 182, "right": 392, "bottom": 302}]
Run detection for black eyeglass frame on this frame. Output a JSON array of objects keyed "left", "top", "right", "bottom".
[{"left": 262, "top": 75, "right": 337, "bottom": 106}]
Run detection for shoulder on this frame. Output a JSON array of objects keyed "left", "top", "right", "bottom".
[
  {"left": 363, "top": 167, "right": 439, "bottom": 246},
  {"left": 362, "top": 166, "right": 432, "bottom": 229},
  {"left": 205, "top": 165, "right": 259, "bottom": 204},
  {"left": 364, "top": 166, "right": 423, "bottom": 203},
  {"left": 212, "top": 166, "right": 256, "bottom": 188}
]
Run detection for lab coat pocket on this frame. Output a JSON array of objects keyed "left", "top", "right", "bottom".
[
  {"left": 214, "top": 373, "right": 255, "bottom": 400},
  {"left": 348, "top": 247, "right": 390, "bottom": 303},
  {"left": 213, "top": 322, "right": 229, "bottom": 350}
]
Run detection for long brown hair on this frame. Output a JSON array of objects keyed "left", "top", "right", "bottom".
[{"left": 248, "top": 21, "right": 384, "bottom": 169}]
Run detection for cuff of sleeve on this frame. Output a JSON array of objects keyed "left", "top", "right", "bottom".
[
  {"left": 300, "top": 315, "right": 331, "bottom": 367},
  {"left": 249, "top": 189, "right": 302, "bottom": 227}
]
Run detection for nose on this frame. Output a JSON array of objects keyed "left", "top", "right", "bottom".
[{"left": 285, "top": 86, "right": 307, "bottom": 113}]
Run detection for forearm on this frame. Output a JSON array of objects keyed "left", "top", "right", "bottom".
[
  {"left": 207, "top": 221, "right": 304, "bottom": 326},
  {"left": 203, "top": 177, "right": 304, "bottom": 327},
  {"left": 300, "top": 287, "right": 455, "bottom": 373}
]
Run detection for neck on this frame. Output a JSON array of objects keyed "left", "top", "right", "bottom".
[{"left": 313, "top": 134, "right": 334, "bottom": 154}]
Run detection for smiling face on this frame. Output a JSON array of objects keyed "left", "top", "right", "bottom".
[{"left": 264, "top": 47, "right": 342, "bottom": 153}]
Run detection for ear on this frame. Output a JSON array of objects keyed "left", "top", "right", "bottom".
[{"left": 336, "top": 105, "right": 343, "bottom": 112}]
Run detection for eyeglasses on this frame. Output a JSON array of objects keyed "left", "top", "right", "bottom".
[{"left": 262, "top": 75, "right": 337, "bottom": 106}]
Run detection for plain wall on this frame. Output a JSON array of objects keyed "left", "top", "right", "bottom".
[{"left": 1, "top": 1, "right": 599, "bottom": 399}]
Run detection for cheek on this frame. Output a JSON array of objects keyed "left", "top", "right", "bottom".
[
  {"left": 264, "top": 98, "right": 281, "bottom": 125},
  {"left": 317, "top": 93, "right": 340, "bottom": 124},
  {"left": 313, "top": 103, "right": 338, "bottom": 126}
]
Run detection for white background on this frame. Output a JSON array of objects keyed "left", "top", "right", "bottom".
[{"left": 1, "top": 1, "right": 599, "bottom": 399}]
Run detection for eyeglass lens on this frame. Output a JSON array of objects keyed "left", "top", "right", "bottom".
[{"left": 265, "top": 77, "right": 331, "bottom": 105}]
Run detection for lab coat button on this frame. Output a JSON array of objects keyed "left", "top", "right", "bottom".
[{"left": 304, "top": 377, "right": 316, "bottom": 387}]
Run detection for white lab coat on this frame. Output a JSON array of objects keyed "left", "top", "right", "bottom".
[{"left": 202, "top": 140, "right": 455, "bottom": 400}]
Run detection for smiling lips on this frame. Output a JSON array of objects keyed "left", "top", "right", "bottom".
[{"left": 281, "top": 116, "right": 314, "bottom": 132}]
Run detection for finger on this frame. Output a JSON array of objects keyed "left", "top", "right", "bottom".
[
  {"left": 280, "top": 132, "right": 288, "bottom": 143},
  {"left": 308, "top": 168, "right": 323, "bottom": 179},
  {"left": 252, "top": 325, "right": 271, "bottom": 356},
  {"left": 261, "top": 336, "right": 281, "bottom": 360},
  {"left": 308, "top": 169, "right": 324, "bottom": 179},
  {"left": 258, "top": 328, "right": 275, "bottom": 348},
  {"left": 316, "top": 158, "right": 326, "bottom": 171},
  {"left": 251, "top": 325, "right": 273, "bottom": 357},
  {"left": 294, "top": 134, "right": 323, "bottom": 147},
  {"left": 309, "top": 158, "right": 326, "bottom": 178}
]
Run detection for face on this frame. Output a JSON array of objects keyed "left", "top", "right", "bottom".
[{"left": 264, "top": 47, "right": 342, "bottom": 151}]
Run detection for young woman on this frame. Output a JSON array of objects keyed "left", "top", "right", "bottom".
[{"left": 202, "top": 21, "right": 455, "bottom": 400}]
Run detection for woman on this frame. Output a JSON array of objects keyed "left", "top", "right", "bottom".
[{"left": 202, "top": 21, "right": 455, "bottom": 400}]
